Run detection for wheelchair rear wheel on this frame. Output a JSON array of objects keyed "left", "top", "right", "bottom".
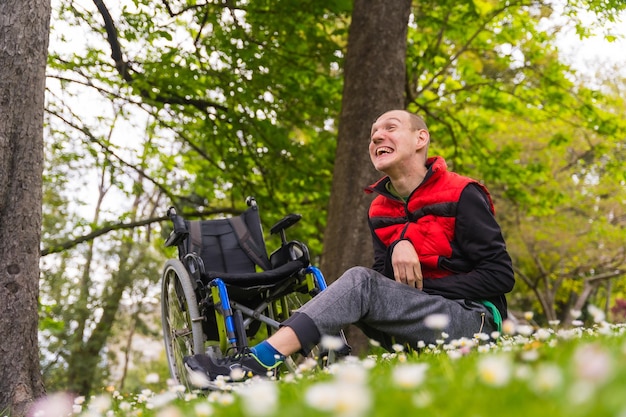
[{"left": 161, "top": 259, "right": 205, "bottom": 388}]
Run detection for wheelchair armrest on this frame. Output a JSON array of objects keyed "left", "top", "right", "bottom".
[{"left": 270, "top": 213, "right": 302, "bottom": 235}]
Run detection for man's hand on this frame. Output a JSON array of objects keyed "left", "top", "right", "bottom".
[{"left": 391, "top": 240, "right": 423, "bottom": 289}]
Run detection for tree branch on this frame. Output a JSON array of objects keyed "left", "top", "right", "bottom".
[
  {"left": 92, "top": 0, "right": 228, "bottom": 113},
  {"left": 40, "top": 208, "right": 243, "bottom": 256},
  {"left": 41, "top": 215, "right": 166, "bottom": 256},
  {"left": 93, "top": 0, "right": 132, "bottom": 82}
]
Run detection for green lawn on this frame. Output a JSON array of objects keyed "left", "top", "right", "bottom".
[{"left": 30, "top": 320, "right": 626, "bottom": 417}]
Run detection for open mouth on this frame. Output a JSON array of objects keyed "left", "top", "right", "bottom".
[{"left": 376, "top": 146, "right": 393, "bottom": 156}]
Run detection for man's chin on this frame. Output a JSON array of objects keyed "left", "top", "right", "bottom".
[{"left": 373, "top": 160, "right": 392, "bottom": 172}]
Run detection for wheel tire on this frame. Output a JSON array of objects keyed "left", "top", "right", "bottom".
[{"left": 161, "top": 259, "right": 205, "bottom": 389}]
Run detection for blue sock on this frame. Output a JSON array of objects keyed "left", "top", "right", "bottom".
[{"left": 251, "top": 341, "right": 285, "bottom": 367}]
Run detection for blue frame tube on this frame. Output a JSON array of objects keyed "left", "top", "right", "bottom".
[
  {"left": 305, "top": 265, "right": 327, "bottom": 291},
  {"left": 210, "top": 278, "right": 238, "bottom": 345}
]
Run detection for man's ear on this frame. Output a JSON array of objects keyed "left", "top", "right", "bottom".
[{"left": 416, "top": 129, "right": 430, "bottom": 150}]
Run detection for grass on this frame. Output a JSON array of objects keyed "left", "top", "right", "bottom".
[{"left": 27, "top": 318, "right": 626, "bottom": 417}]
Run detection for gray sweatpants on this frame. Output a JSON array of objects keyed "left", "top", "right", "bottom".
[{"left": 283, "top": 266, "right": 496, "bottom": 352}]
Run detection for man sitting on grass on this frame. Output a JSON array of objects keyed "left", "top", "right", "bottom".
[{"left": 184, "top": 109, "right": 515, "bottom": 381}]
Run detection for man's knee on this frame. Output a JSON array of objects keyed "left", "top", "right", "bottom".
[
  {"left": 333, "top": 266, "right": 385, "bottom": 296},
  {"left": 344, "top": 265, "right": 372, "bottom": 276},
  {"left": 338, "top": 266, "right": 375, "bottom": 285}
]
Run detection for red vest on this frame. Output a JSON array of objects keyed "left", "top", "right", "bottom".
[{"left": 367, "top": 157, "right": 493, "bottom": 279}]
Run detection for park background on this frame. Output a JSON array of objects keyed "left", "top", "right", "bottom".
[{"left": 2, "top": 0, "right": 626, "bottom": 415}]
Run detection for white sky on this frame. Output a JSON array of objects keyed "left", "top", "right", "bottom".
[{"left": 551, "top": 5, "right": 626, "bottom": 77}]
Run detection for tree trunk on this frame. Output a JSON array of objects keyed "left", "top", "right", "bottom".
[
  {"left": 320, "top": 0, "right": 411, "bottom": 354},
  {"left": 0, "top": 0, "right": 51, "bottom": 414}
]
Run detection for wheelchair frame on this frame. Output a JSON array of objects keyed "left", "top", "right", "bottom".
[{"left": 160, "top": 197, "right": 331, "bottom": 388}]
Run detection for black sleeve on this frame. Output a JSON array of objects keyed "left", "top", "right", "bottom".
[
  {"left": 423, "top": 184, "right": 515, "bottom": 300},
  {"left": 369, "top": 216, "right": 388, "bottom": 275}
]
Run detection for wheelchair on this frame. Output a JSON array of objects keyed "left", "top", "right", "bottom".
[{"left": 160, "top": 196, "right": 342, "bottom": 389}]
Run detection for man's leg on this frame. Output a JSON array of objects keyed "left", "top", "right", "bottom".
[
  {"left": 282, "top": 266, "right": 496, "bottom": 350},
  {"left": 185, "top": 266, "right": 496, "bottom": 381}
]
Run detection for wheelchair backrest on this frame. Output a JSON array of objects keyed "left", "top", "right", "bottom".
[{"left": 182, "top": 205, "right": 272, "bottom": 274}]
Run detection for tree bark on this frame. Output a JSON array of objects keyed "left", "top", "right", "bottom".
[
  {"left": 320, "top": 0, "right": 411, "bottom": 354},
  {"left": 0, "top": 0, "right": 50, "bottom": 415}
]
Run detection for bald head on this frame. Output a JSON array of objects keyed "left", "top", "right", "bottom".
[{"left": 373, "top": 110, "right": 427, "bottom": 132}]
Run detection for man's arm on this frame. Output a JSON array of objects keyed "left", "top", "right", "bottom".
[{"left": 369, "top": 217, "right": 388, "bottom": 275}]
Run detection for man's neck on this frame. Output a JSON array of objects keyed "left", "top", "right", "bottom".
[
  {"left": 387, "top": 165, "right": 428, "bottom": 197},
  {"left": 388, "top": 175, "right": 423, "bottom": 197}
]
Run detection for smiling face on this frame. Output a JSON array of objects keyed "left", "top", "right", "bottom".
[{"left": 369, "top": 110, "right": 429, "bottom": 176}]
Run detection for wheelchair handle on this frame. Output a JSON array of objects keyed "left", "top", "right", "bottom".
[
  {"left": 246, "top": 196, "right": 257, "bottom": 208},
  {"left": 164, "top": 207, "right": 189, "bottom": 247},
  {"left": 167, "top": 207, "right": 188, "bottom": 233}
]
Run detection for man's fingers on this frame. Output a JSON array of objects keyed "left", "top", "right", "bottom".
[
  {"left": 413, "top": 267, "right": 423, "bottom": 290},
  {"left": 392, "top": 255, "right": 423, "bottom": 289}
]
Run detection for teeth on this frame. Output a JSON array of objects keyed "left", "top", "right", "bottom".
[{"left": 376, "top": 147, "right": 392, "bottom": 156}]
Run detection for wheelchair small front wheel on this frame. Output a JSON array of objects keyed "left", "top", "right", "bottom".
[{"left": 161, "top": 259, "right": 205, "bottom": 389}]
